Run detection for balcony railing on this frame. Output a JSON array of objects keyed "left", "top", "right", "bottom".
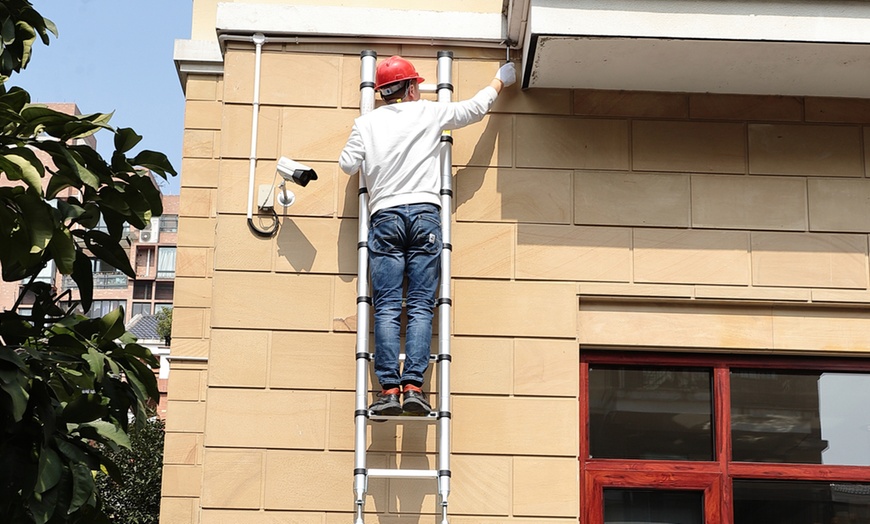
[{"left": 62, "top": 273, "right": 129, "bottom": 290}]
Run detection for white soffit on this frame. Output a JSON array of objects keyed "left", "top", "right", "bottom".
[
  {"left": 524, "top": 0, "right": 870, "bottom": 97},
  {"left": 215, "top": 3, "right": 503, "bottom": 43}
]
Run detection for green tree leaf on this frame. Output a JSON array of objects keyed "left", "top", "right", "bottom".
[{"left": 35, "top": 448, "right": 62, "bottom": 494}]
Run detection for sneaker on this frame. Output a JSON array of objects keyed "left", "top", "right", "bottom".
[
  {"left": 402, "top": 384, "right": 432, "bottom": 415},
  {"left": 369, "top": 388, "right": 402, "bottom": 416}
]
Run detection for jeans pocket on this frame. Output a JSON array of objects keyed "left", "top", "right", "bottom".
[
  {"left": 370, "top": 213, "right": 399, "bottom": 255},
  {"left": 414, "top": 213, "right": 442, "bottom": 255}
]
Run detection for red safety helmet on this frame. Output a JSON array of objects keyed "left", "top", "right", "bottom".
[{"left": 375, "top": 56, "right": 425, "bottom": 93}]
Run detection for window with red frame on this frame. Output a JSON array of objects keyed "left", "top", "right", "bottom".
[{"left": 580, "top": 352, "right": 870, "bottom": 524}]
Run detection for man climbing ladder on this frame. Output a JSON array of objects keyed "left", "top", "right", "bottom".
[
  {"left": 340, "top": 50, "right": 515, "bottom": 524},
  {"left": 339, "top": 55, "right": 515, "bottom": 413}
]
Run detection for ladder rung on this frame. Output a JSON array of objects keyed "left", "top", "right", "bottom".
[
  {"left": 368, "top": 468, "right": 438, "bottom": 479},
  {"left": 369, "top": 411, "right": 437, "bottom": 422},
  {"left": 366, "top": 353, "right": 438, "bottom": 362}
]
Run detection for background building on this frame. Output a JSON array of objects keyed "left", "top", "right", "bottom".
[
  {"left": 164, "top": 1, "right": 870, "bottom": 523},
  {"left": 0, "top": 101, "right": 178, "bottom": 417}
]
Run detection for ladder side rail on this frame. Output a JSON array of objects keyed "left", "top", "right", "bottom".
[
  {"left": 435, "top": 49, "right": 454, "bottom": 524},
  {"left": 353, "top": 49, "right": 377, "bottom": 524}
]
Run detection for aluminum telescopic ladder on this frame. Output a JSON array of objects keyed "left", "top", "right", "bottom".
[{"left": 353, "top": 49, "right": 455, "bottom": 524}]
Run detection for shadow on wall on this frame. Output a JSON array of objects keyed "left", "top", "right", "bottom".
[
  {"left": 454, "top": 116, "right": 502, "bottom": 210},
  {"left": 275, "top": 218, "right": 317, "bottom": 271}
]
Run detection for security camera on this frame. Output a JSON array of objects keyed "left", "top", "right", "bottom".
[{"left": 277, "top": 157, "right": 318, "bottom": 187}]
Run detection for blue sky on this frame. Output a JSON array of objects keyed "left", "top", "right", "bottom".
[{"left": 15, "top": 1, "right": 193, "bottom": 195}]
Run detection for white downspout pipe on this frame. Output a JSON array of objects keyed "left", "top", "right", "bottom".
[{"left": 244, "top": 33, "right": 271, "bottom": 236}]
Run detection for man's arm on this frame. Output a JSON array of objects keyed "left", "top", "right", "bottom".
[{"left": 339, "top": 123, "right": 364, "bottom": 175}]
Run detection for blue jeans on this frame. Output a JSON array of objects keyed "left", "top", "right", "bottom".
[{"left": 369, "top": 203, "right": 441, "bottom": 388}]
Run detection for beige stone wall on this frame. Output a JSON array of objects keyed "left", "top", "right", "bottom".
[{"left": 163, "top": 40, "right": 870, "bottom": 523}]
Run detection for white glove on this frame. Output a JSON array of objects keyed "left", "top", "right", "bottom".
[{"left": 495, "top": 62, "right": 516, "bottom": 87}]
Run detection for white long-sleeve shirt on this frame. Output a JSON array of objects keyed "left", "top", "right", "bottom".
[{"left": 339, "top": 86, "right": 499, "bottom": 215}]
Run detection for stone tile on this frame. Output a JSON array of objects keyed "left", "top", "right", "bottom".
[
  {"left": 281, "top": 107, "right": 358, "bottom": 162},
  {"left": 516, "top": 224, "right": 632, "bottom": 282},
  {"left": 452, "top": 222, "right": 513, "bottom": 278},
  {"left": 575, "top": 172, "right": 690, "bottom": 227},
  {"left": 454, "top": 280, "right": 577, "bottom": 337},
  {"left": 689, "top": 93, "right": 802, "bottom": 121},
  {"left": 168, "top": 338, "right": 209, "bottom": 359},
  {"left": 751, "top": 232, "right": 868, "bottom": 289},
  {"left": 452, "top": 337, "right": 513, "bottom": 395},
  {"left": 264, "top": 451, "right": 386, "bottom": 511},
  {"left": 453, "top": 396, "right": 578, "bottom": 455},
  {"left": 514, "top": 339, "right": 577, "bottom": 397},
  {"left": 808, "top": 178, "right": 870, "bottom": 232},
  {"left": 574, "top": 90, "right": 688, "bottom": 118},
  {"left": 694, "top": 285, "right": 810, "bottom": 302},
  {"left": 453, "top": 114, "right": 513, "bottom": 168},
  {"left": 214, "top": 215, "right": 273, "bottom": 271},
  {"left": 337, "top": 171, "right": 360, "bottom": 219},
  {"left": 169, "top": 274, "right": 209, "bottom": 308},
  {"left": 772, "top": 308, "right": 870, "bottom": 352},
  {"left": 749, "top": 124, "right": 863, "bottom": 177},
  {"left": 159, "top": 497, "right": 197, "bottom": 524},
  {"left": 209, "top": 329, "right": 268, "bottom": 388},
  {"left": 201, "top": 450, "right": 263, "bottom": 509},
  {"left": 448, "top": 455, "right": 512, "bottom": 516},
  {"left": 632, "top": 121, "right": 745, "bottom": 174},
  {"left": 516, "top": 115, "right": 629, "bottom": 170},
  {"left": 185, "top": 100, "right": 222, "bottom": 130},
  {"left": 180, "top": 158, "right": 219, "bottom": 189},
  {"left": 211, "top": 272, "right": 332, "bottom": 330},
  {"left": 183, "top": 129, "right": 216, "bottom": 159},
  {"left": 177, "top": 217, "right": 216, "bottom": 248},
  {"left": 220, "top": 104, "right": 280, "bottom": 160},
  {"left": 691, "top": 175, "right": 807, "bottom": 230},
  {"left": 634, "top": 228, "right": 750, "bottom": 285},
  {"left": 513, "top": 457, "right": 578, "bottom": 517},
  {"left": 171, "top": 307, "right": 209, "bottom": 339},
  {"left": 273, "top": 217, "right": 357, "bottom": 275},
  {"left": 259, "top": 53, "right": 340, "bottom": 107},
  {"left": 167, "top": 369, "right": 203, "bottom": 401},
  {"left": 270, "top": 332, "right": 355, "bottom": 390},
  {"left": 456, "top": 168, "right": 572, "bottom": 224},
  {"left": 186, "top": 75, "right": 218, "bottom": 101},
  {"left": 332, "top": 275, "right": 359, "bottom": 333},
  {"left": 577, "top": 282, "right": 694, "bottom": 299},
  {"left": 202, "top": 510, "right": 322, "bottom": 524},
  {"left": 179, "top": 187, "right": 216, "bottom": 218},
  {"left": 204, "top": 389, "right": 327, "bottom": 449},
  {"left": 812, "top": 289, "right": 870, "bottom": 304},
  {"left": 165, "top": 400, "right": 206, "bottom": 433},
  {"left": 805, "top": 97, "right": 870, "bottom": 124},
  {"left": 578, "top": 301, "right": 774, "bottom": 349},
  {"left": 161, "top": 465, "right": 202, "bottom": 497},
  {"left": 340, "top": 55, "right": 363, "bottom": 110},
  {"left": 163, "top": 432, "right": 202, "bottom": 466},
  {"left": 223, "top": 50, "right": 255, "bottom": 103}
]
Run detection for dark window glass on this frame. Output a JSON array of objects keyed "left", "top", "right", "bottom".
[
  {"left": 589, "top": 366, "right": 713, "bottom": 460},
  {"left": 154, "top": 281, "right": 174, "bottom": 300},
  {"left": 734, "top": 480, "right": 870, "bottom": 524},
  {"left": 131, "top": 302, "right": 151, "bottom": 317},
  {"left": 133, "top": 280, "right": 153, "bottom": 300},
  {"left": 86, "top": 300, "right": 126, "bottom": 320},
  {"left": 604, "top": 489, "right": 703, "bottom": 524},
  {"left": 731, "top": 370, "right": 870, "bottom": 465}
]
